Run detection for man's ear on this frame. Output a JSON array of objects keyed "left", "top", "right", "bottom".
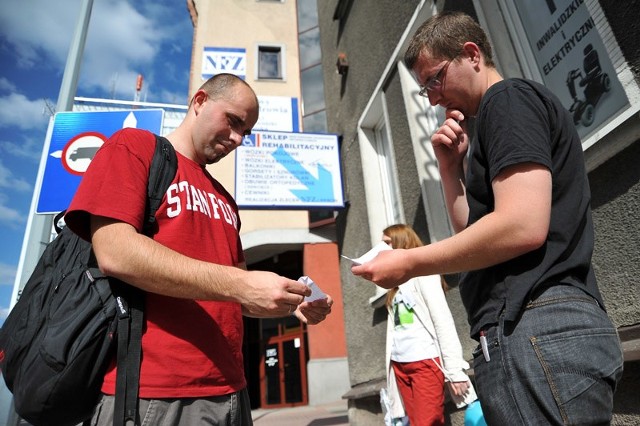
[
  {"left": 191, "top": 90, "right": 207, "bottom": 113},
  {"left": 461, "top": 42, "right": 482, "bottom": 66}
]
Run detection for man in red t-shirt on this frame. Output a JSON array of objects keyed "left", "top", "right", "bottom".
[{"left": 65, "top": 73, "right": 333, "bottom": 425}]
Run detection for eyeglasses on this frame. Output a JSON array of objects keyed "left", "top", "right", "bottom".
[{"left": 418, "top": 59, "right": 452, "bottom": 97}]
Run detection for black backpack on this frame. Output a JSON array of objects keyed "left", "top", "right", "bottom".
[{"left": 0, "top": 135, "right": 178, "bottom": 426}]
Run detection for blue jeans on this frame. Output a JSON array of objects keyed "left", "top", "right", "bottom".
[{"left": 472, "top": 285, "right": 623, "bottom": 425}]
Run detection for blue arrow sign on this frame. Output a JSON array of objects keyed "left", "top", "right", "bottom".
[
  {"left": 271, "top": 146, "right": 335, "bottom": 203},
  {"left": 36, "top": 109, "right": 164, "bottom": 213}
]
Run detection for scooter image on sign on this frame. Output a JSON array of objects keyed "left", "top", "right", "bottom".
[{"left": 566, "top": 43, "right": 611, "bottom": 127}]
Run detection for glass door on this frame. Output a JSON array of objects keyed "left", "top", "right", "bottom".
[{"left": 261, "top": 332, "right": 307, "bottom": 407}]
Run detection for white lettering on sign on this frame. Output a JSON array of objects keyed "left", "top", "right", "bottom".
[{"left": 202, "top": 47, "right": 246, "bottom": 79}]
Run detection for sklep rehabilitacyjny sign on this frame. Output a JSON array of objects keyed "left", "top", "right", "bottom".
[{"left": 235, "top": 130, "right": 344, "bottom": 209}]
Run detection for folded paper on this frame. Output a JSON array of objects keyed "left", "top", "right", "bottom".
[
  {"left": 298, "top": 276, "right": 328, "bottom": 302},
  {"left": 341, "top": 241, "right": 392, "bottom": 265}
]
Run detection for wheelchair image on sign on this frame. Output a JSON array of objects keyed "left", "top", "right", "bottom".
[{"left": 566, "top": 43, "right": 611, "bottom": 127}]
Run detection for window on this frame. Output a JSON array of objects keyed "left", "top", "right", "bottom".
[
  {"left": 358, "top": 92, "right": 405, "bottom": 243},
  {"left": 300, "top": 65, "right": 325, "bottom": 115},
  {"left": 296, "top": 0, "right": 326, "bottom": 134},
  {"left": 297, "top": 0, "right": 318, "bottom": 33},
  {"left": 302, "top": 110, "right": 327, "bottom": 134},
  {"left": 374, "top": 117, "right": 403, "bottom": 226},
  {"left": 362, "top": 104, "right": 404, "bottom": 308},
  {"left": 297, "top": 0, "right": 331, "bottom": 226},
  {"left": 257, "top": 45, "right": 284, "bottom": 80},
  {"left": 298, "top": 27, "right": 321, "bottom": 70}
]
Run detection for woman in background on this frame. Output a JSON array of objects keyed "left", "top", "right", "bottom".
[{"left": 384, "top": 224, "right": 472, "bottom": 426}]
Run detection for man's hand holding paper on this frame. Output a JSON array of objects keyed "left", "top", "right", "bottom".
[
  {"left": 349, "top": 243, "right": 412, "bottom": 289},
  {"left": 294, "top": 276, "right": 333, "bottom": 325}
]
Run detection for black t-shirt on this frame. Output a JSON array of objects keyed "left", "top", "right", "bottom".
[{"left": 460, "top": 78, "right": 604, "bottom": 339}]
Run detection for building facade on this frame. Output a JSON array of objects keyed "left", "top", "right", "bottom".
[
  {"left": 317, "top": 0, "right": 640, "bottom": 424},
  {"left": 186, "top": 0, "right": 349, "bottom": 409}
]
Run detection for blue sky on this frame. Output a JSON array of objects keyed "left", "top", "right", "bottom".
[{"left": 0, "top": 0, "right": 193, "bottom": 324}]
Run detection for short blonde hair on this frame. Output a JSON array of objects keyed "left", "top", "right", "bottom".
[{"left": 383, "top": 224, "right": 424, "bottom": 308}]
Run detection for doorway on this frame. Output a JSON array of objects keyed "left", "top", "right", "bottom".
[
  {"left": 261, "top": 319, "right": 308, "bottom": 407},
  {"left": 243, "top": 250, "right": 308, "bottom": 409}
]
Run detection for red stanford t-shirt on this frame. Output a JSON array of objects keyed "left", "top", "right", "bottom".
[{"left": 65, "top": 128, "right": 246, "bottom": 398}]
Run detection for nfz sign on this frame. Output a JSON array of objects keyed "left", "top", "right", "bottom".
[
  {"left": 202, "top": 47, "right": 246, "bottom": 80},
  {"left": 36, "top": 109, "right": 164, "bottom": 214}
]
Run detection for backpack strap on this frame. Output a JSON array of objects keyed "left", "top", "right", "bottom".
[
  {"left": 144, "top": 135, "right": 178, "bottom": 236},
  {"left": 113, "top": 134, "right": 177, "bottom": 426},
  {"left": 113, "top": 285, "right": 144, "bottom": 426}
]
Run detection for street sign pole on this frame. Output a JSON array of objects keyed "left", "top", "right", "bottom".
[{"left": 10, "top": 0, "right": 94, "bottom": 307}]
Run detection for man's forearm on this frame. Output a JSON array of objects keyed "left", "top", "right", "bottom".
[
  {"left": 91, "top": 219, "right": 246, "bottom": 301},
  {"left": 439, "top": 163, "right": 468, "bottom": 233}
]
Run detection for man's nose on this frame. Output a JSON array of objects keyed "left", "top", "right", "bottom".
[
  {"left": 427, "top": 91, "right": 440, "bottom": 107},
  {"left": 230, "top": 131, "right": 244, "bottom": 146}
]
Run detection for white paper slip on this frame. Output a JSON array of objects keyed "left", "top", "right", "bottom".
[
  {"left": 342, "top": 241, "right": 392, "bottom": 265},
  {"left": 298, "top": 276, "right": 328, "bottom": 302}
]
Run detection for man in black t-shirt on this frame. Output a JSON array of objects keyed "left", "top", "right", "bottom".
[{"left": 352, "top": 11, "right": 623, "bottom": 425}]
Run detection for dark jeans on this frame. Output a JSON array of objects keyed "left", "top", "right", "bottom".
[{"left": 472, "top": 285, "right": 623, "bottom": 425}]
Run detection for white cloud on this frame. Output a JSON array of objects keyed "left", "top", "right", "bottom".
[
  {"left": 0, "top": 133, "right": 45, "bottom": 161},
  {"left": 0, "top": 162, "right": 31, "bottom": 227},
  {"left": 0, "top": 0, "right": 189, "bottom": 103},
  {"left": 75, "top": 0, "right": 191, "bottom": 102},
  {"left": 0, "top": 93, "right": 50, "bottom": 130},
  {"left": 78, "top": 0, "right": 162, "bottom": 98},
  {"left": 0, "top": 307, "right": 9, "bottom": 322},
  {"left": 0, "top": 0, "right": 67, "bottom": 71},
  {"left": 0, "top": 261, "right": 17, "bottom": 286},
  {"left": 157, "top": 87, "right": 190, "bottom": 106},
  {"left": 0, "top": 198, "right": 26, "bottom": 229},
  {"left": 0, "top": 160, "right": 32, "bottom": 192},
  {"left": 0, "top": 77, "right": 17, "bottom": 93}
]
